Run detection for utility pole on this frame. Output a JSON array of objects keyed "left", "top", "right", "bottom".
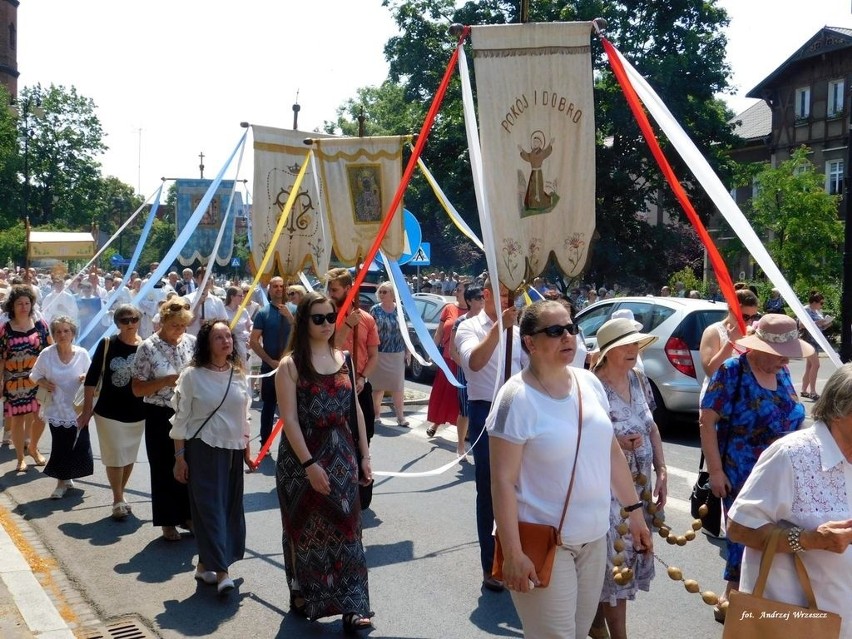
[{"left": 841, "top": 86, "right": 852, "bottom": 361}]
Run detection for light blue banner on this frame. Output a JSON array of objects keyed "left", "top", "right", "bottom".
[{"left": 175, "top": 179, "right": 241, "bottom": 266}]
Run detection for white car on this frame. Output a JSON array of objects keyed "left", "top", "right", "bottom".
[{"left": 575, "top": 296, "right": 728, "bottom": 426}]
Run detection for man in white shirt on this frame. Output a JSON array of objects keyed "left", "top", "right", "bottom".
[
  {"left": 186, "top": 267, "right": 227, "bottom": 336},
  {"left": 41, "top": 277, "right": 79, "bottom": 326},
  {"left": 455, "top": 277, "right": 527, "bottom": 592}
]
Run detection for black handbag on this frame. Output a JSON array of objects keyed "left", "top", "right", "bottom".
[
  {"left": 691, "top": 454, "right": 723, "bottom": 537},
  {"left": 344, "top": 353, "right": 374, "bottom": 509}
]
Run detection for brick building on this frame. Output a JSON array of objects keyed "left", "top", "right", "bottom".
[{"left": 0, "top": 0, "right": 18, "bottom": 99}]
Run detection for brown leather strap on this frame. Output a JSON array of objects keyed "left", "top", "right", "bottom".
[{"left": 556, "top": 369, "right": 583, "bottom": 542}]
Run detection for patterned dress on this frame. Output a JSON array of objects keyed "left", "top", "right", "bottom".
[
  {"left": 599, "top": 370, "right": 659, "bottom": 605},
  {"left": 701, "top": 353, "right": 805, "bottom": 581},
  {"left": 0, "top": 320, "right": 52, "bottom": 417},
  {"left": 276, "top": 364, "right": 370, "bottom": 621}
]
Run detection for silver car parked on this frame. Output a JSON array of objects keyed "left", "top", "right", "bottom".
[{"left": 574, "top": 296, "right": 728, "bottom": 426}]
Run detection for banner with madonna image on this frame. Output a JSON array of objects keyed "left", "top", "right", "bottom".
[
  {"left": 175, "top": 179, "right": 241, "bottom": 266},
  {"left": 313, "top": 135, "right": 405, "bottom": 264},
  {"left": 471, "top": 21, "right": 596, "bottom": 290}
]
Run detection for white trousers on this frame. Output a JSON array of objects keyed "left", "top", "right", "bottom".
[{"left": 510, "top": 535, "right": 607, "bottom": 639}]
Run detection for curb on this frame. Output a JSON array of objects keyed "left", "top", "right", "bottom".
[{"left": 0, "top": 492, "right": 75, "bottom": 639}]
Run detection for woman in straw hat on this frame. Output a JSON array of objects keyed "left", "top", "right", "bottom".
[
  {"left": 589, "top": 318, "right": 668, "bottom": 639},
  {"left": 699, "top": 313, "right": 812, "bottom": 623},
  {"left": 488, "top": 301, "right": 652, "bottom": 639}
]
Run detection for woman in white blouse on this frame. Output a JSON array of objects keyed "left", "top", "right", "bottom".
[
  {"left": 728, "top": 363, "right": 852, "bottom": 639},
  {"left": 171, "top": 320, "right": 254, "bottom": 594},
  {"left": 30, "top": 316, "right": 92, "bottom": 499}
]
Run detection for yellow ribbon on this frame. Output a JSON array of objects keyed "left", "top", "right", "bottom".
[{"left": 229, "top": 148, "right": 313, "bottom": 330}]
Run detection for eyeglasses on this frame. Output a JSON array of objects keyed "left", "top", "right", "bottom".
[
  {"left": 310, "top": 313, "right": 337, "bottom": 326},
  {"left": 118, "top": 316, "right": 140, "bottom": 325},
  {"left": 531, "top": 323, "right": 580, "bottom": 338},
  {"left": 167, "top": 302, "right": 191, "bottom": 311},
  {"left": 742, "top": 313, "right": 760, "bottom": 323}
]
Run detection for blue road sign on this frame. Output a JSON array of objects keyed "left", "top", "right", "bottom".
[
  {"left": 399, "top": 209, "right": 422, "bottom": 266},
  {"left": 408, "top": 242, "right": 431, "bottom": 266}
]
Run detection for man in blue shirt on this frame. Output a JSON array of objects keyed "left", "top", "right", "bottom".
[{"left": 249, "top": 276, "right": 293, "bottom": 447}]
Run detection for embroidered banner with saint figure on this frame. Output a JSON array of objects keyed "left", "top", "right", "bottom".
[{"left": 471, "top": 22, "right": 595, "bottom": 290}]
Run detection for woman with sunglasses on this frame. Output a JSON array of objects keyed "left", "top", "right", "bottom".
[
  {"left": 79, "top": 304, "right": 146, "bottom": 519},
  {"left": 132, "top": 299, "right": 196, "bottom": 541},
  {"left": 275, "top": 292, "right": 373, "bottom": 631},
  {"left": 488, "top": 301, "right": 652, "bottom": 639},
  {"left": 369, "top": 282, "right": 409, "bottom": 426},
  {"left": 698, "top": 288, "right": 760, "bottom": 399},
  {"left": 589, "top": 318, "right": 668, "bottom": 639}
]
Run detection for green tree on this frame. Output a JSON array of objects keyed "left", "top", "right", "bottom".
[
  {"left": 335, "top": 0, "right": 736, "bottom": 285},
  {"left": 0, "top": 221, "right": 27, "bottom": 266},
  {"left": 0, "top": 85, "right": 20, "bottom": 228},
  {"left": 20, "top": 83, "right": 107, "bottom": 227},
  {"left": 90, "top": 176, "right": 144, "bottom": 257},
  {"left": 749, "top": 146, "right": 843, "bottom": 289}
]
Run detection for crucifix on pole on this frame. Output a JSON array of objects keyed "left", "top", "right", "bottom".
[{"left": 198, "top": 151, "right": 205, "bottom": 179}]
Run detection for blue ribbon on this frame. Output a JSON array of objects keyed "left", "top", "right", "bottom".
[
  {"left": 87, "top": 131, "right": 248, "bottom": 347},
  {"left": 78, "top": 184, "right": 164, "bottom": 347},
  {"left": 380, "top": 253, "right": 464, "bottom": 388}
]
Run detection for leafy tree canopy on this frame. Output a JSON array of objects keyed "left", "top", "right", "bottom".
[
  {"left": 331, "top": 0, "right": 738, "bottom": 290},
  {"left": 749, "top": 146, "right": 843, "bottom": 290}
]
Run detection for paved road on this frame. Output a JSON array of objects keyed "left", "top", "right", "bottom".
[{"left": 0, "top": 357, "right": 833, "bottom": 638}]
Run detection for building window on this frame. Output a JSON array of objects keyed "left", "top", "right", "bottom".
[
  {"left": 828, "top": 79, "right": 845, "bottom": 117},
  {"left": 795, "top": 86, "right": 811, "bottom": 119},
  {"left": 826, "top": 160, "right": 844, "bottom": 195}
]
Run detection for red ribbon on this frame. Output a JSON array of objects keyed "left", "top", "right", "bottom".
[
  {"left": 252, "top": 417, "right": 283, "bottom": 467},
  {"left": 336, "top": 26, "right": 472, "bottom": 327},
  {"left": 600, "top": 36, "right": 744, "bottom": 334}
]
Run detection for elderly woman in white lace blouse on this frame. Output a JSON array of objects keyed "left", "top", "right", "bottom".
[{"left": 727, "top": 363, "right": 852, "bottom": 639}]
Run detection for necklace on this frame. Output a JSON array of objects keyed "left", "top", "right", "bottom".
[
  {"left": 528, "top": 366, "right": 568, "bottom": 400},
  {"left": 208, "top": 362, "right": 230, "bottom": 372}
]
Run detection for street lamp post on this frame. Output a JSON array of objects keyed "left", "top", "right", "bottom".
[{"left": 841, "top": 86, "right": 852, "bottom": 362}]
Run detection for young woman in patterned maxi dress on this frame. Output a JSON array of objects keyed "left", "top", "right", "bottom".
[{"left": 275, "top": 292, "right": 374, "bottom": 632}]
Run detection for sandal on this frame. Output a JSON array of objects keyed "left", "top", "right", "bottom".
[
  {"left": 15, "top": 460, "right": 27, "bottom": 472},
  {"left": 161, "top": 526, "right": 181, "bottom": 541},
  {"left": 714, "top": 599, "right": 729, "bottom": 624},
  {"left": 342, "top": 612, "right": 373, "bottom": 633},
  {"left": 111, "top": 502, "right": 129, "bottom": 520},
  {"left": 289, "top": 590, "right": 308, "bottom": 618},
  {"left": 396, "top": 417, "right": 410, "bottom": 427},
  {"left": 426, "top": 424, "right": 437, "bottom": 437},
  {"left": 30, "top": 451, "right": 47, "bottom": 466}
]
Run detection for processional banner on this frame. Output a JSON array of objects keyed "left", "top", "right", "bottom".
[
  {"left": 251, "top": 126, "right": 332, "bottom": 279},
  {"left": 471, "top": 22, "right": 595, "bottom": 290},
  {"left": 313, "top": 135, "right": 405, "bottom": 264},
  {"left": 175, "top": 179, "right": 241, "bottom": 266}
]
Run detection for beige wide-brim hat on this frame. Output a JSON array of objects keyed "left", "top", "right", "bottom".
[
  {"left": 594, "top": 317, "right": 658, "bottom": 367},
  {"left": 736, "top": 314, "right": 814, "bottom": 359}
]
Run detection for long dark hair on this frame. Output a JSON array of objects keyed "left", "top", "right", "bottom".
[
  {"left": 191, "top": 319, "right": 243, "bottom": 372},
  {"left": 287, "top": 292, "right": 336, "bottom": 384}
]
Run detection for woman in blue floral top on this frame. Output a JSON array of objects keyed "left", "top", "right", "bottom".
[{"left": 699, "top": 313, "right": 812, "bottom": 623}]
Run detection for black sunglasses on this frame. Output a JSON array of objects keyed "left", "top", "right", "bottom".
[
  {"left": 531, "top": 323, "right": 580, "bottom": 338},
  {"left": 310, "top": 313, "right": 337, "bottom": 326},
  {"left": 742, "top": 313, "right": 760, "bottom": 323},
  {"left": 118, "top": 316, "right": 140, "bottom": 325},
  {"left": 167, "top": 302, "right": 191, "bottom": 311}
]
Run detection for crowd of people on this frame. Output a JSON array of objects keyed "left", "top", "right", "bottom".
[{"left": 2, "top": 261, "right": 851, "bottom": 638}]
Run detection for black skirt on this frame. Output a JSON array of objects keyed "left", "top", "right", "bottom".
[{"left": 43, "top": 421, "right": 94, "bottom": 480}]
